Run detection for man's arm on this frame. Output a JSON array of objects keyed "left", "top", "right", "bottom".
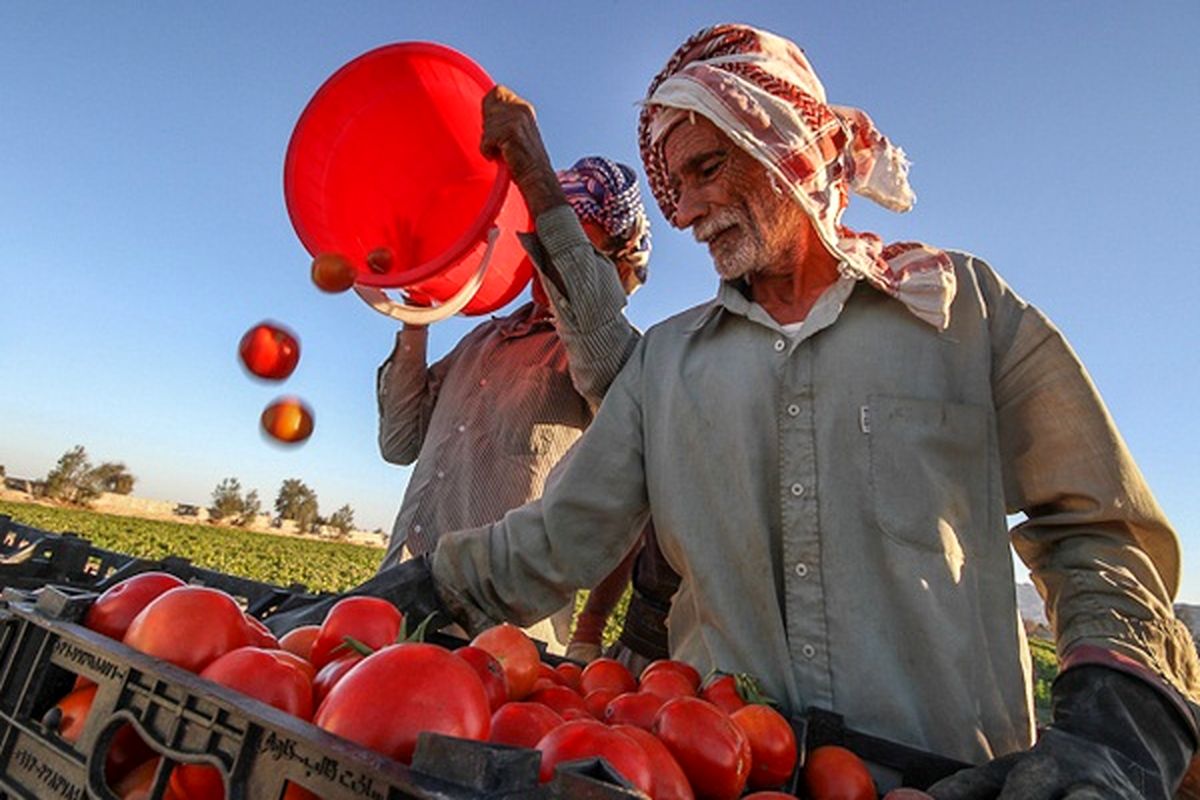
[
  {"left": 481, "top": 85, "right": 641, "bottom": 407},
  {"left": 377, "top": 325, "right": 450, "bottom": 465},
  {"left": 430, "top": 337, "right": 652, "bottom": 632},
  {"left": 929, "top": 257, "right": 1199, "bottom": 798},
  {"left": 522, "top": 208, "right": 641, "bottom": 407}
]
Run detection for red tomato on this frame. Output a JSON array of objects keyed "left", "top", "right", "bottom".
[
  {"left": 199, "top": 646, "right": 314, "bottom": 720},
  {"left": 653, "top": 696, "right": 751, "bottom": 800},
  {"left": 53, "top": 684, "right": 97, "bottom": 744},
  {"left": 470, "top": 623, "right": 540, "bottom": 700},
  {"left": 314, "top": 643, "right": 490, "bottom": 764},
  {"left": 584, "top": 687, "right": 621, "bottom": 720},
  {"left": 123, "top": 586, "right": 253, "bottom": 673},
  {"left": 700, "top": 673, "right": 747, "bottom": 715},
  {"left": 580, "top": 657, "right": 637, "bottom": 696},
  {"left": 803, "top": 745, "right": 876, "bottom": 800},
  {"left": 51, "top": 686, "right": 154, "bottom": 786},
  {"left": 270, "top": 649, "right": 316, "bottom": 683},
  {"left": 527, "top": 684, "right": 588, "bottom": 719},
  {"left": 603, "top": 691, "right": 666, "bottom": 731},
  {"left": 489, "top": 702, "right": 564, "bottom": 749},
  {"left": 308, "top": 596, "right": 402, "bottom": 670},
  {"left": 730, "top": 704, "right": 798, "bottom": 790},
  {"left": 242, "top": 614, "right": 279, "bottom": 650},
  {"left": 742, "top": 794, "right": 798, "bottom": 799},
  {"left": 169, "top": 762, "right": 222, "bottom": 800},
  {"left": 555, "top": 661, "right": 583, "bottom": 691},
  {"left": 612, "top": 724, "right": 696, "bottom": 800},
  {"left": 238, "top": 322, "right": 300, "bottom": 381},
  {"left": 641, "top": 659, "right": 702, "bottom": 693},
  {"left": 534, "top": 719, "right": 653, "bottom": 795},
  {"left": 640, "top": 668, "right": 697, "bottom": 702},
  {"left": 312, "top": 653, "right": 362, "bottom": 706},
  {"left": 261, "top": 397, "right": 315, "bottom": 445},
  {"left": 114, "top": 758, "right": 181, "bottom": 800},
  {"left": 456, "top": 645, "right": 509, "bottom": 712},
  {"left": 85, "top": 572, "right": 186, "bottom": 641},
  {"left": 537, "top": 661, "right": 568, "bottom": 686},
  {"left": 310, "top": 253, "right": 356, "bottom": 293},
  {"left": 278, "top": 625, "right": 320, "bottom": 661}
]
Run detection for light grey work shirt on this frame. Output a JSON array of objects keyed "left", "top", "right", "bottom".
[
  {"left": 378, "top": 206, "right": 637, "bottom": 560},
  {"left": 433, "top": 252, "right": 1196, "bottom": 764}
]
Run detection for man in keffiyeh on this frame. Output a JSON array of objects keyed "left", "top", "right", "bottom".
[{"left": 275, "top": 25, "right": 1197, "bottom": 799}]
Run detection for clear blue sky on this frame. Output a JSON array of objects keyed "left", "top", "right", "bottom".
[{"left": 3, "top": 3, "right": 1198, "bottom": 600}]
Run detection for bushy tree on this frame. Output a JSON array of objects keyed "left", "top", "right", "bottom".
[
  {"left": 43, "top": 446, "right": 93, "bottom": 503},
  {"left": 327, "top": 504, "right": 355, "bottom": 538},
  {"left": 209, "top": 478, "right": 260, "bottom": 527},
  {"left": 275, "top": 478, "right": 319, "bottom": 533},
  {"left": 89, "top": 461, "right": 136, "bottom": 495},
  {"left": 43, "top": 446, "right": 137, "bottom": 505}
]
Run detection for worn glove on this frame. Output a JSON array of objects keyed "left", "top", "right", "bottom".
[
  {"left": 927, "top": 665, "right": 1196, "bottom": 800},
  {"left": 264, "top": 556, "right": 450, "bottom": 636}
]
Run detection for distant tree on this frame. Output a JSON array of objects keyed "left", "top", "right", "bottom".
[
  {"left": 88, "top": 461, "right": 136, "bottom": 495},
  {"left": 328, "top": 504, "right": 355, "bottom": 538},
  {"left": 43, "top": 446, "right": 100, "bottom": 505},
  {"left": 209, "top": 478, "right": 260, "bottom": 527},
  {"left": 237, "top": 489, "right": 262, "bottom": 527},
  {"left": 275, "top": 479, "right": 319, "bottom": 533}
]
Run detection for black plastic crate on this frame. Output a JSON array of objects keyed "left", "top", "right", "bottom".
[
  {"left": 0, "top": 517, "right": 306, "bottom": 619},
  {"left": 0, "top": 587, "right": 644, "bottom": 800}
]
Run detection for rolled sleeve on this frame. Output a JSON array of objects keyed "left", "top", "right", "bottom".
[
  {"left": 981, "top": 259, "right": 1200, "bottom": 704},
  {"left": 431, "top": 339, "right": 651, "bottom": 629},
  {"left": 377, "top": 327, "right": 437, "bottom": 465},
  {"left": 520, "top": 205, "right": 641, "bottom": 407}
]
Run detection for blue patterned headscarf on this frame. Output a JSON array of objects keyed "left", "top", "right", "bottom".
[{"left": 556, "top": 156, "right": 652, "bottom": 292}]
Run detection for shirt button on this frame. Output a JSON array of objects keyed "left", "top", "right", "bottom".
[
  {"left": 802, "top": 644, "right": 816, "bottom": 659},
  {"left": 457, "top": 424, "right": 466, "bottom": 433},
  {"left": 436, "top": 470, "right": 445, "bottom": 479},
  {"left": 786, "top": 403, "right": 800, "bottom": 417},
  {"left": 790, "top": 482, "right": 805, "bottom": 497},
  {"left": 794, "top": 562, "right": 809, "bottom": 578},
  {"left": 479, "top": 378, "right": 488, "bottom": 387},
  {"left": 773, "top": 339, "right": 786, "bottom": 352},
  {"left": 413, "top": 524, "right": 422, "bottom": 534}
]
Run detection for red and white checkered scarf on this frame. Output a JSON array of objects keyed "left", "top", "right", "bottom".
[{"left": 638, "top": 24, "right": 956, "bottom": 329}]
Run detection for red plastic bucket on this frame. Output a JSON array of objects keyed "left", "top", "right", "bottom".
[{"left": 283, "top": 43, "right": 533, "bottom": 318}]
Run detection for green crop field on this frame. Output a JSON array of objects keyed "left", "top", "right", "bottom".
[{"left": 0, "top": 499, "right": 380, "bottom": 593}]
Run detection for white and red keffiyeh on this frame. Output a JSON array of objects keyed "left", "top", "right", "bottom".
[{"left": 638, "top": 24, "right": 956, "bottom": 329}]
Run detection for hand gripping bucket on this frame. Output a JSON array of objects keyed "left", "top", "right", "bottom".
[{"left": 283, "top": 43, "right": 533, "bottom": 324}]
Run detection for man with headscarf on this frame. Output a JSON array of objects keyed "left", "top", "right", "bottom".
[
  {"left": 374, "top": 89, "right": 651, "bottom": 651},
  {"left": 277, "top": 24, "right": 1197, "bottom": 798}
]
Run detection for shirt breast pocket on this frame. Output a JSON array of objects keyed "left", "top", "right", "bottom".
[{"left": 866, "top": 395, "right": 988, "bottom": 553}]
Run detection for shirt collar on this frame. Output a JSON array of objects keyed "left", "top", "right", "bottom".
[
  {"left": 495, "top": 301, "right": 555, "bottom": 339},
  {"left": 684, "top": 275, "right": 858, "bottom": 338}
]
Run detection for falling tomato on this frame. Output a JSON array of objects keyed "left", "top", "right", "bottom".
[
  {"left": 261, "top": 397, "right": 314, "bottom": 445},
  {"left": 238, "top": 322, "right": 300, "bottom": 381},
  {"left": 310, "top": 253, "right": 356, "bottom": 293}
]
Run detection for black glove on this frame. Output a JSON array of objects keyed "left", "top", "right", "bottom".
[
  {"left": 927, "top": 665, "right": 1196, "bottom": 800},
  {"left": 264, "top": 556, "right": 451, "bottom": 636}
]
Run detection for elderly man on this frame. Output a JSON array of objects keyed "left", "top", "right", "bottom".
[{"left": 279, "top": 24, "right": 1198, "bottom": 798}]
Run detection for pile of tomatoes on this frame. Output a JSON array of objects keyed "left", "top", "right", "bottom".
[{"left": 51, "top": 572, "right": 880, "bottom": 800}]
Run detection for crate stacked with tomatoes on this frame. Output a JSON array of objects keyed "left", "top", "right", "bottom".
[{"left": 0, "top": 569, "right": 886, "bottom": 800}]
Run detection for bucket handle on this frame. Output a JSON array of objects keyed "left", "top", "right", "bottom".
[{"left": 353, "top": 227, "right": 500, "bottom": 325}]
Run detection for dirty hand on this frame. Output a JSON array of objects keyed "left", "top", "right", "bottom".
[
  {"left": 926, "top": 666, "right": 1195, "bottom": 800},
  {"left": 479, "top": 85, "right": 563, "bottom": 216}
]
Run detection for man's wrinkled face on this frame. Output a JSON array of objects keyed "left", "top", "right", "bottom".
[{"left": 663, "top": 115, "right": 815, "bottom": 280}]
